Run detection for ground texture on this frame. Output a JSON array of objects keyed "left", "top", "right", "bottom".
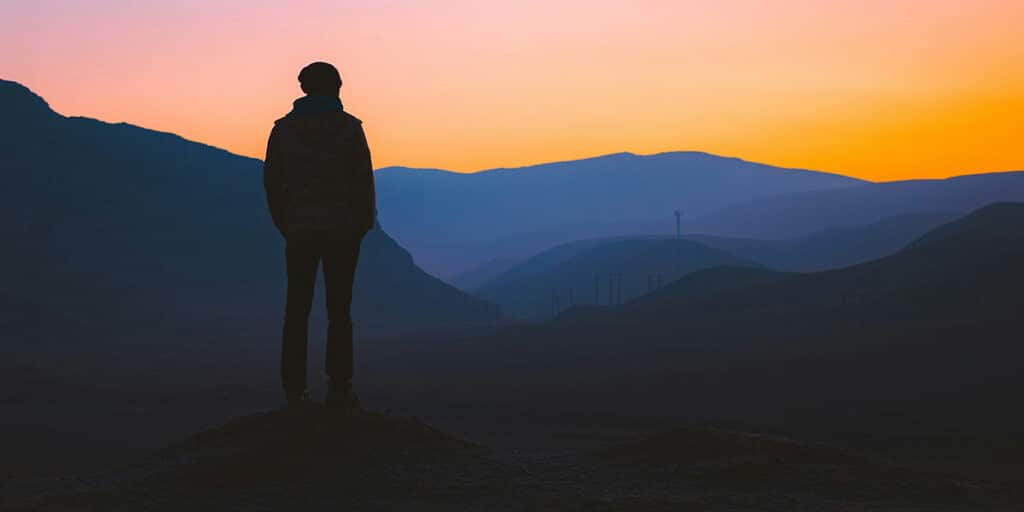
[{"left": 4, "top": 406, "right": 1021, "bottom": 511}]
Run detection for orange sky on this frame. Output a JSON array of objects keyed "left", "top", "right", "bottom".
[{"left": 2, "top": 0, "right": 1022, "bottom": 181}]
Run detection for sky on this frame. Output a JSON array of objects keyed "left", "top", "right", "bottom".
[{"left": 1, "top": 0, "right": 1022, "bottom": 181}]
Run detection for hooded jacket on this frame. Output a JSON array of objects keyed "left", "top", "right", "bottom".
[{"left": 263, "top": 98, "right": 376, "bottom": 236}]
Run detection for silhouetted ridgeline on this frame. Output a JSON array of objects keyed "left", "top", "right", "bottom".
[
  {"left": 374, "top": 153, "right": 865, "bottom": 277},
  {"left": 368, "top": 204, "right": 1024, "bottom": 433},
  {"left": 692, "top": 173, "right": 1024, "bottom": 239},
  {"left": 685, "top": 211, "right": 961, "bottom": 272},
  {"left": 0, "top": 79, "right": 495, "bottom": 334},
  {"left": 470, "top": 211, "right": 960, "bottom": 316},
  {"left": 375, "top": 153, "right": 1024, "bottom": 281},
  {"left": 476, "top": 237, "right": 760, "bottom": 319}
]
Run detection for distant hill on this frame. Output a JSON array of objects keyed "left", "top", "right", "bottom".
[
  {"left": 0, "top": 79, "right": 494, "bottom": 334},
  {"left": 468, "top": 212, "right": 956, "bottom": 296},
  {"left": 367, "top": 204, "right": 1024, "bottom": 435},
  {"left": 686, "top": 212, "right": 960, "bottom": 272},
  {"left": 562, "top": 203, "right": 1024, "bottom": 347},
  {"left": 693, "top": 173, "right": 1024, "bottom": 239},
  {"left": 476, "top": 237, "right": 759, "bottom": 319},
  {"left": 375, "top": 153, "right": 864, "bottom": 278},
  {"left": 447, "top": 256, "right": 522, "bottom": 292}
]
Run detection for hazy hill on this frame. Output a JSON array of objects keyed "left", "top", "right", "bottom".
[
  {"left": 467, "top": 211, "right": 955, "bottom": 296},
  {"left": 448, "top": 256, "right": 521, "bottom": 291},
  {"left": 686, "top": 211, "right": 960, "bottom": 272},
  {"left": 0, "top": 79, "right": 493, "bottom": 333},
  {"left": 367, "top": 204, "right": 1024, "bottom": 435},
  {"left": 561, "top": 203, "right": 1024, "bottom": 349},
  {"left": 476, "top": 238, "right": 759, "bottom": 319},
  {"left": 693, "top": 173, "right": 1024, "bottom": 239},
  {"left": 374, "top": 153, "right": 864, "bottom": 277}
]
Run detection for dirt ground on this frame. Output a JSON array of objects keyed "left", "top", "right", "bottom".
[{"left": 5, "top": 406, "right": 1021, "bottom": 511}]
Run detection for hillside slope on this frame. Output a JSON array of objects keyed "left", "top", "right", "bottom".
[
  {"left": 477, "top": 238, "right": 760, "bottom": 319},
  {"left": 686, "top": 212, "right": 960, "bottom": 271},
  {"left": 0, "top": 79, "right": 493, "bottom": 333},
  {"left": 375, "top": 152, "right": 863, "bottom": 277},
  {"left": 366, "top": 204, "right": 1024, "bottom": 435},
  {"left": 693, "top": 174, "right": 1024, "bottom": 239}
]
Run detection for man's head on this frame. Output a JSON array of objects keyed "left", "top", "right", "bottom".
[{"left": 298, "top": 62, "right": 342, "bottom": 97}]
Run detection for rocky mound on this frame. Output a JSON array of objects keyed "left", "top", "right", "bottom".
[
  {"left": 156, "top": 406, "right": 479, "bottom": 487},
  {"left": 5, "top": 407, "right": 513, "bottom": 511}
]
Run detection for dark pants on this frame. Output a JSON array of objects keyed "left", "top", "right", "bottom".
[{"left": 281, "top": 230, "right": 362, "bottom": 396}]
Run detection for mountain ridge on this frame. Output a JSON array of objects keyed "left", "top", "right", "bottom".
[
  {"left": 377, "top": 150, "right": 864, "bottom": 182},
  {"left": 0, "top": 79, "right": 495, "bottom": 333},
  {"left": 693, "top": 171, "right": 1024, "bottom": 239}
]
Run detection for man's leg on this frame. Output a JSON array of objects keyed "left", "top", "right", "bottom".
[
  {"left": 281, "top": 232, "right": 321, "bottom": 401},
  {"left": 322, "top": 231, "right": 362, "bottom": 399}
]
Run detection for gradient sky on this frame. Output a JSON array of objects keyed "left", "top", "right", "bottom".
[{"left": 2, "top": 0, "right": 1021, "bottom": 181}]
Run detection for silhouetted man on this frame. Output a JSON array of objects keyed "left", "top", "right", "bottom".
[{"left": 263, "top": 62, "right": 376, "bottom": 409}]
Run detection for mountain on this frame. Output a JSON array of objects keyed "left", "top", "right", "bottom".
[
  {"left": 353, "top": 228, "right": 501, "bottom": 330},
  {"left": 374, "top": 154, "right": 865, "bottom": 278},
  {"left": 692, "top": 173, "right": 1024, "bottom": 239},
  {"left": 447, "top": 256, "right": 521, "bottom": 292},
  {"left": 475, "top": 237, "right": 760, "bottom": 319},
  {"left": 685, "top": 212, "right": 960, "bottom": 272},
  {"left": 562, "top": 203, "right": 1024, "bottom": 351},
  {"left": 0, "top": 79, "right": 493, "bottom": 333},
  {"left": 365, "top": 204, "right": 1024, "bottom": 435},
  {"left": 467, "top": 211, "right": 956, "bottom": 297}
]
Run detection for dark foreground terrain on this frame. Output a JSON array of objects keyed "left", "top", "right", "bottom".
[{"left": 5, "top": 406, "right": 1022, "bottom": 511}]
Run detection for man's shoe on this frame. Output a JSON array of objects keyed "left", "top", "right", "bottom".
[
  {"left": 286, "top": 389, "right": 311, "bottom": 409},
  {"left": 325, "top": 381, "right": 360, "bottom": 410}
]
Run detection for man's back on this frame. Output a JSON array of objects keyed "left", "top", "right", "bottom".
[{"left": 265, "top": 107, "right": 375, "bottom": 236}]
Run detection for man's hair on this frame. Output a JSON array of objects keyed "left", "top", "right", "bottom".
[{"left": 298, "top": 62, "right": 342, "bottom": 96}]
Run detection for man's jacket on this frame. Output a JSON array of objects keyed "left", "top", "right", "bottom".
[{"left": 263, "top": 100, "right": 376, "bottom": 236}]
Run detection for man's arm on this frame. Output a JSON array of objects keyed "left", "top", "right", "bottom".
[
  {"left": 263, "top": 127, "right": 286, "bottom": 235},
  {"left": 353, "top": 123, "right": 377, "bottom": 233}
]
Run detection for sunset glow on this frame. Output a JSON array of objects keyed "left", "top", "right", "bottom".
[{"left": 2, "top": 0, "right": 1022, "bottom": 180}]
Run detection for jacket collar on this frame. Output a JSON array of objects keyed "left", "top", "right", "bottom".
[{"left": 289, "top": 95, "right": 343, "bottom": 115}]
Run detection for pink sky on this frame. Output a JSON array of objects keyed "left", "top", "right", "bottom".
[{"left": 2, "top": 0, "right": 1022, "bottom": 180}]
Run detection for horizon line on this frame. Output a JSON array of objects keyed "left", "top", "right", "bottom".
[{"left": 6, "top": 78, "right": 1023, "bottom": 185}]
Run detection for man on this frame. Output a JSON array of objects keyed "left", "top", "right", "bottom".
[{"left": 263, "top": 61, "right": 376, "bottom": 409}]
